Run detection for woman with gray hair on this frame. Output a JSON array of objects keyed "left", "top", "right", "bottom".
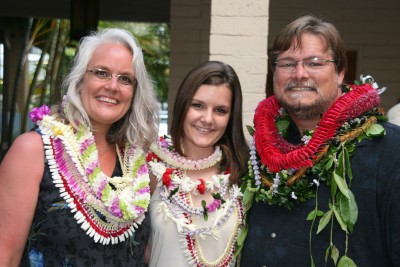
[{"left": 0, "top": 28, "right": 159, "bottom": 266}]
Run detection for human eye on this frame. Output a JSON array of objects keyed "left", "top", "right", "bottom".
[
  {"left": 118, "top": 75, "right": 133, "bottom": 85},
  {"left": 191, "top": 102, "right": 203, "bottom": 109},
  {"left": 277, "top": 60, "right": 296, "bottom": 69},
  {"left": 215, "top": 107, "right": 229, "bottom": 115},
  {"left": 93, "top": 69, "right": 110, "bottom": 79},
  {"left": 305, "top": 58, "right": 324, "bottom": 68}
]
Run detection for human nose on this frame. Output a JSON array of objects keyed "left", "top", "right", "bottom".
[
  {"left": 105, "top": 75, "right": 120, "bottom": 91},
  {"left": 201, "top": 109, "right": 213, "bottom": 124},
  {"left": 293, "top": 60, "right": 310, "bottom": 80}
]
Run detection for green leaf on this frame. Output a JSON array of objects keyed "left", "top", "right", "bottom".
[
  {"left": 331, "top": 245, "right": 340, "bottom": 265},
  {"left": 344, "top": 147, "right": 353, "bottom": 183},
  {"left": 317, "top": 210, "right": 333, "bottom": 234},
  {"left": 325, "top": 245, "right": 331, "bottom": 264},
  {"left": 246, "top": 125, "right": 255, "bottom": 136},
  {"left": 306, "top": 209, "right": 324, "bottom": 220},
  {"left": 337, "top": 255, "right": 357, "bottom": 267},
  {"left": 365, "top": 123, "right": 385, "bottom": 137},
  {"left": 236, "top": 226, "right": 248, "bottom": 246},
  {"left": 333, "top": 172, "right": 350, "bottom": 199},
  {"left": 325, "top": 157, "right": 334, "bottom": 171},
  {"left": 242, "top": 190, "right": 254, "bottom": 209},
  {"left": 339, "top": 190, "right": 358, "bottom": 233},
  {"left": 333, "top": 206, "right": 348, "bottom": 233},
  {"left": 276, "top": 120, "right": 290, "bottom": 134},
  {"left": 331, "top": 175, "right": 338, "bottom": 196},
  {"left": 337, "top": 149, "right": 345, "bottom": 177}
]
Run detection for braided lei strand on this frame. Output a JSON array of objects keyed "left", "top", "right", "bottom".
[
  {"left": 148, "top": 136, "right": 245, "bottom": 267},
  {"left": 29, "top": 106, "right": 151, "bottom": 245}
]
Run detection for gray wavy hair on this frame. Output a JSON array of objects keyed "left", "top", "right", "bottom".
[{"left": 61, "top": 28, "right": 159, "bottom": 149}]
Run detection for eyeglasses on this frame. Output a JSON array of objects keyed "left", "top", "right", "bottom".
[
  {"left": 86, "top": 68, "right": 137, "bottom": 87},
  {"left": 274, "top": 57, "right": 335, "bottom": 73}
]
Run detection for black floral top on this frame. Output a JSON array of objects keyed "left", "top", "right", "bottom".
[{"left": 20, "top": 158, "right": 150, "bottom": 267}]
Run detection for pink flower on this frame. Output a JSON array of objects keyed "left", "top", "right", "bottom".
[
  {"left": 29, "top": 105, "right": 50, "bottom": 123},
  {"left": 207, "top": 199, "right": 221, "bottom": 212}
]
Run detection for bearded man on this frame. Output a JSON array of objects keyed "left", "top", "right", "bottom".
[{"left": 239, "top": 15, "right": 400, "bottom": 267}]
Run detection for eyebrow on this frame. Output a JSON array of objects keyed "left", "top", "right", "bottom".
[
  {"left": 192, "top": 99, "right": 231, "bottom": 109},
  {"left": 91, "top": 65, "right": 134, "bottom": 76}
]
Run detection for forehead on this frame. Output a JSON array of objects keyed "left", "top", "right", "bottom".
[
  {"left": 193, "top": 84, "right": 232, "bottom": 105},
  {"left": 281, "top": 33, "right": 330, "bottom": 58},
  {"left": 90, "top": 43, "right": 132, "bottom": 62}
]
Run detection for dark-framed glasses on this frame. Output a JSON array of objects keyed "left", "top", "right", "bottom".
[
  {"left": 86, "top": 68, "right": 136, "bottom": 87},
  {"left": 274, "top": 57, "right": 335, "bottom": 73}
]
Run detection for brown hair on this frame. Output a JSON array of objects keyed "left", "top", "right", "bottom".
[
  {"left": 271, "top": 14, "right": 347, "bottom": 74},
  {"left": 170, "top": 61, "right": 249, "bottom": 184}
]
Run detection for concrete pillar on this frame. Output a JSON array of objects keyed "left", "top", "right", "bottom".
[{"left": 210, "top": 0, "right": 269, "bottom": 139}]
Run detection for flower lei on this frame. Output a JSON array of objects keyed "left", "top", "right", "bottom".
[
  {"left": 29, "top": 106, "right": 151, "bottom": 245},
  {"left": 240, "top": 75, "right": 387, "bottom": 266},
  {"left": 149, "top": 136, "right": 222, "bottom": 170},
  {"left": 148, "top": 136, "right": 244, "bottom": 267}
]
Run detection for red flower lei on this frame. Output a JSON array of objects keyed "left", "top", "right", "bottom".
[{"left": 253, "top": 83, "right": 380, "bottom": 173}]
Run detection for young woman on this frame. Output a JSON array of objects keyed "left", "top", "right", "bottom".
[
  {"left": 147, "top": 61, "right": 249, "bottom": 266},
  {"left": 0, "top": 28, "right": 159, "bottom": 266}
]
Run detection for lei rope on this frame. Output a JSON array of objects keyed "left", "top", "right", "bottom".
[
  {"left": 254, "top": 83, "right": 380, "bottom": 173},
  {"left": 29, "top": 106, "right": 151, "bottom": 245},
  {"left": 239, "top": 75, "right": 387, "bottom": 266}
]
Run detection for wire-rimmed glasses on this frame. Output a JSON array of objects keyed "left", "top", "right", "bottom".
[
  {"left": 274, "top": 57, "right": 335, "bottom": 73},
  {"left": 86, "top": 68, "right": 137, "bottom": 87}
]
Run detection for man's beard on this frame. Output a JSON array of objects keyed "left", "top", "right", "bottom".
[{"left": 276, "top": 79, "right": 340, "bottom": 120}]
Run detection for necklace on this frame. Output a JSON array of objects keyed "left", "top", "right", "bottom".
[
  {"left": 150, "top": 136, "right": 222, "bottom": 170},
  {"left": 148, "top": 136, "right": 244, "bottom": 266},
  {"left": 30, "top": 106, "right": 151, "bottom": 245}
]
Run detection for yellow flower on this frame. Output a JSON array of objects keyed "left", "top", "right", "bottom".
[{"left": 52, "top": 126, "right": 63, "bottom": 136}]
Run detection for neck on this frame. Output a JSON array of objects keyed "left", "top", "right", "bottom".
[
  {"left": 291, "top": 116, "right": 321, "bottom": 134},
  {"left": 184, "top": 146, "right": 215, "bottom": 161}
]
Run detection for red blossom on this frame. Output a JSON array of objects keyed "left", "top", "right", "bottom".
[
  {"left": 224, "top": 167, "right": 231, "bottom": 175},
  {"left": 162, "top": 168, "right": 174, "bottom": 186},
  {"left": 146, "top": 152, "right": 160, "bottom": 162},
  {"left": 197, "top": 179, "right": 206, "bottom": 194}
]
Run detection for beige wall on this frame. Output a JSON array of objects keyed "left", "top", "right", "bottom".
[
  {"left": 269, "top": 0, "right": 400, "bottom": 111},
  {"left": 210, "top": 0, "right": 269, "bottom": 136}
]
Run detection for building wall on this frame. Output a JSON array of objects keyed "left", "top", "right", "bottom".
[
  {"left": 168, "top": 0, "right": 212, "bottom": 117},
  {"left": 269, "top": 0, "right": 400, "bottom": 111}
]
